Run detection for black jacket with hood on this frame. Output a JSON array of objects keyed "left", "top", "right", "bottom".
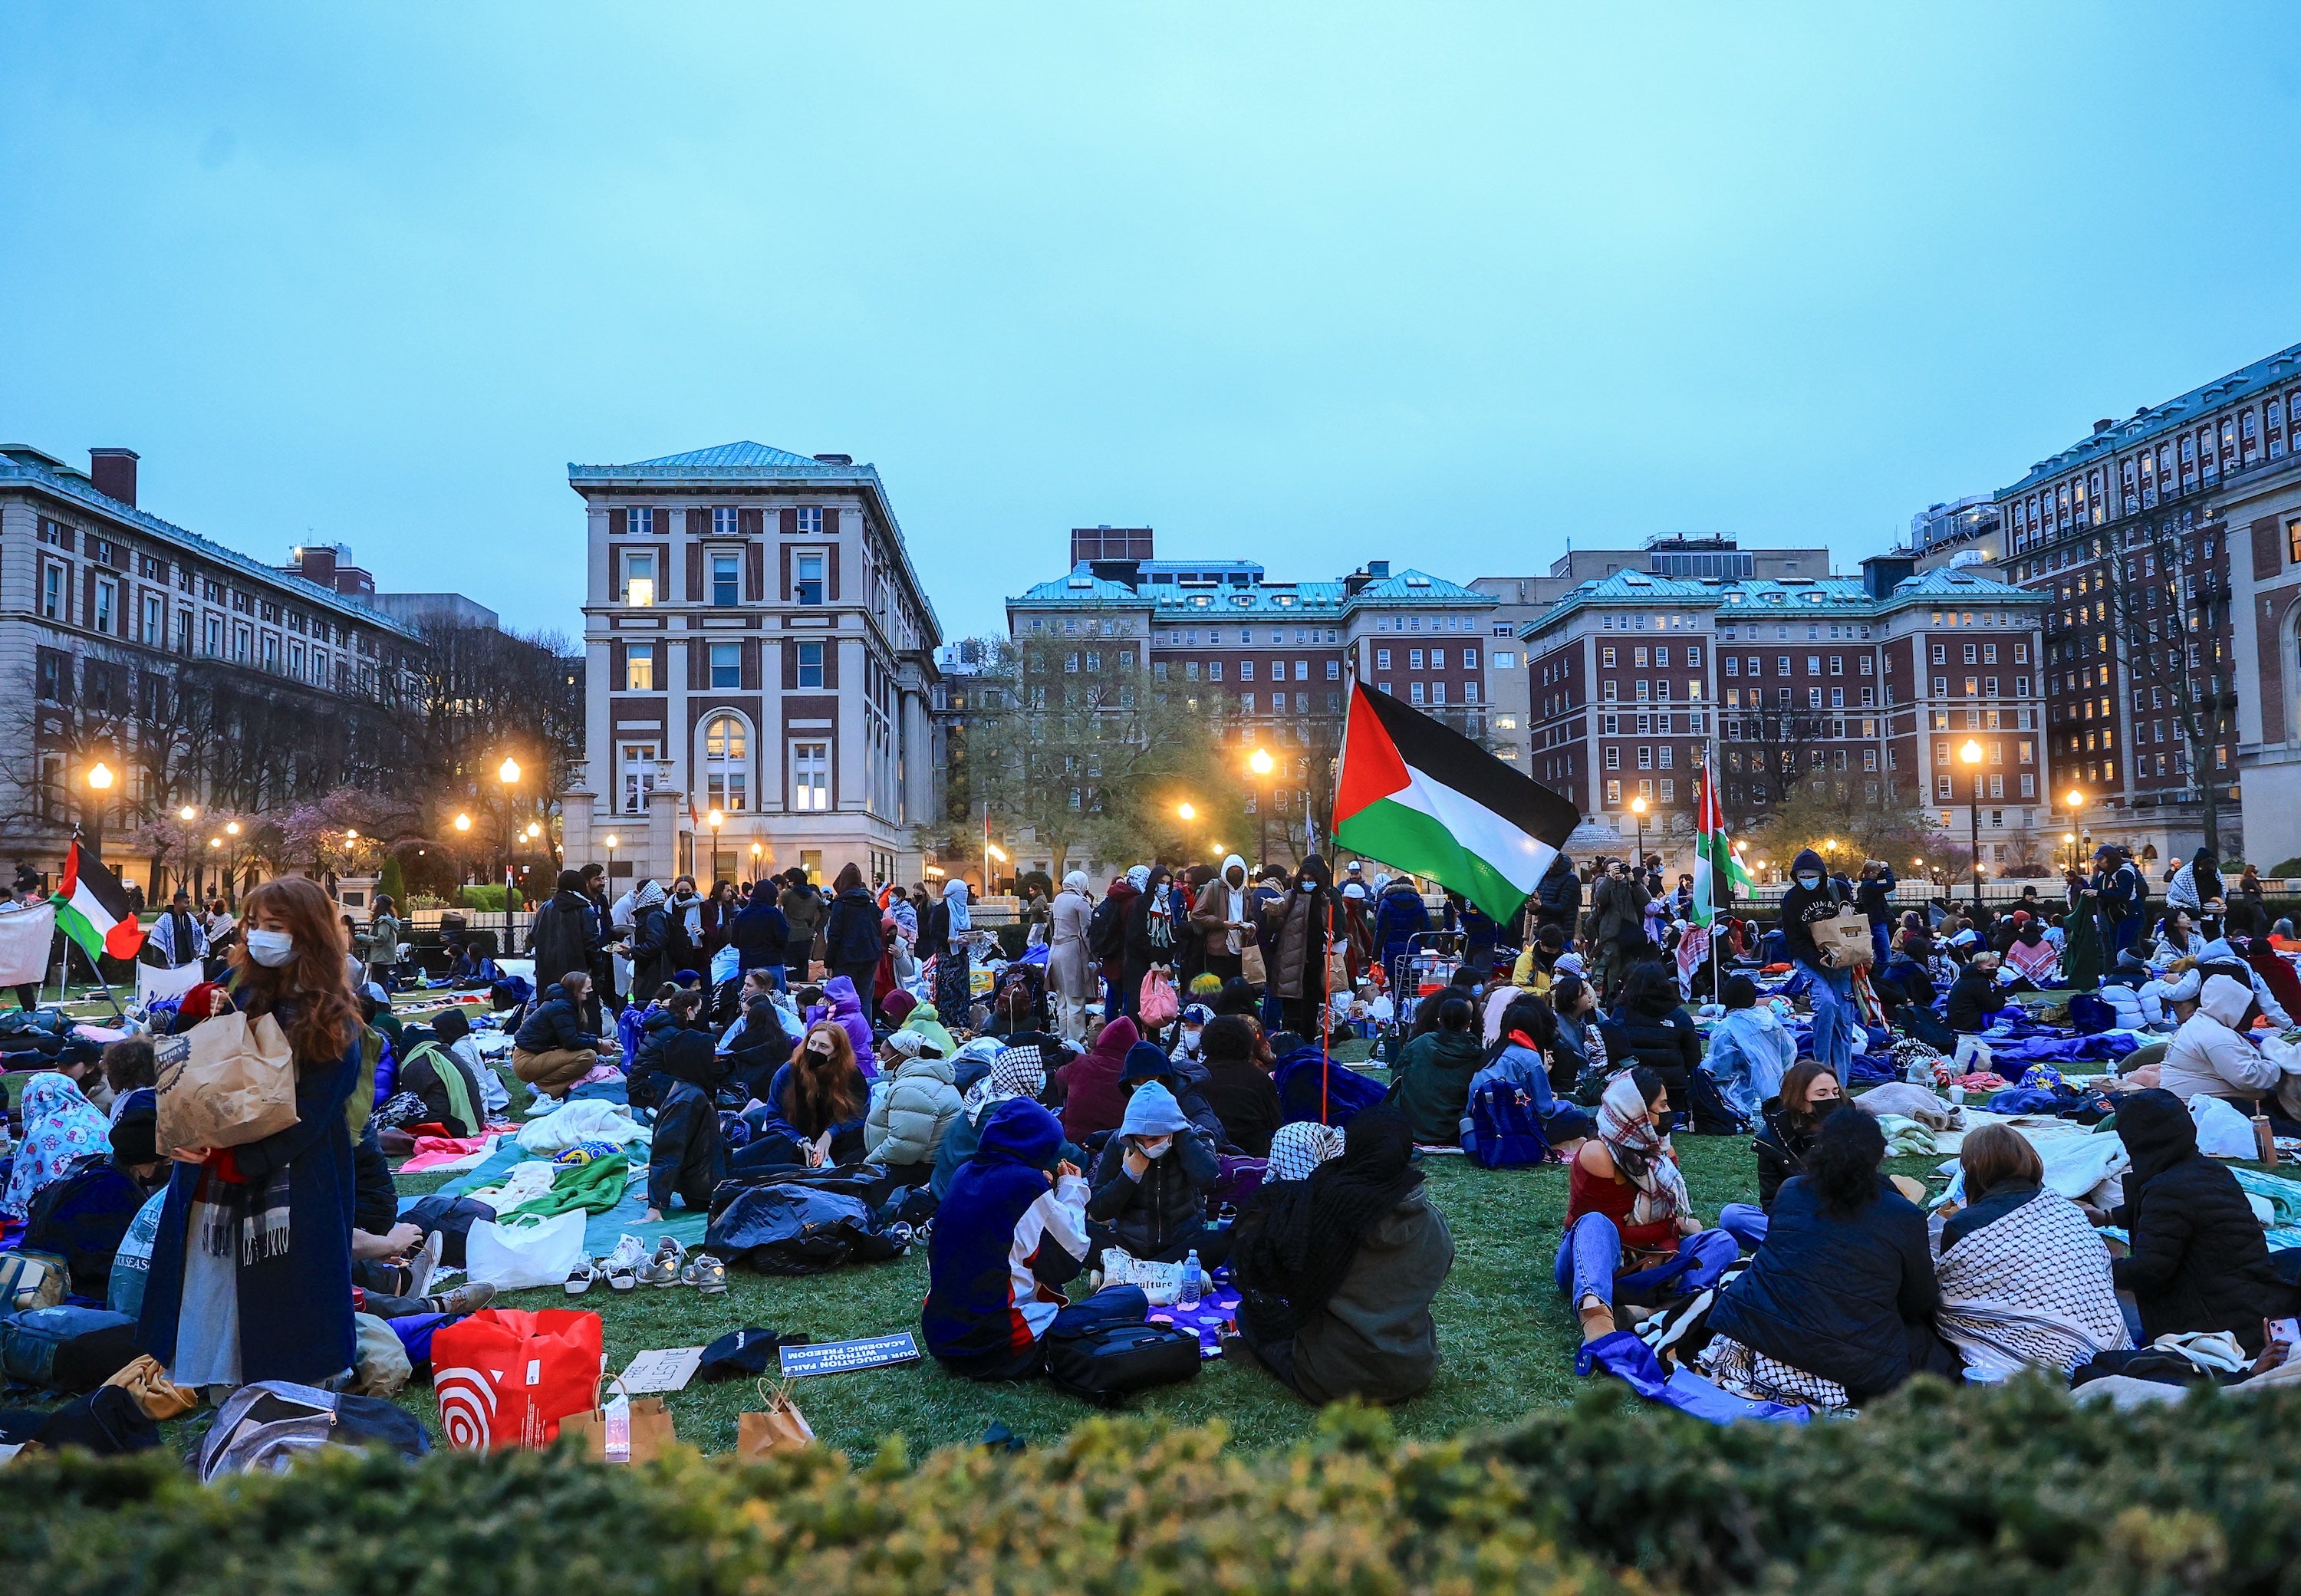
[
  {"left": 527, "top": 880, "right": 602, "bottom": 990},
  {"left": 1777, "top": 847, "right": 1852, "bottom": 968},
  {"left": 2111, "top": 1088, "right": 2295, "bottom": 1353}
]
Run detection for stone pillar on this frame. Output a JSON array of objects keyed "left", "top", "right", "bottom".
[{"left": 901, "top": 689, "right": 933, "bottom": 824}]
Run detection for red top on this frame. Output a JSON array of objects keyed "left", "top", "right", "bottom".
[{"left": 1566, "top": 1154, "right": 1679, "bottom": 1252}]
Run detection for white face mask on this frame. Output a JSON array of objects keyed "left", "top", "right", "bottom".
[
  {"left": 1181, "top": 1028, "right": 1203, "bottom": 1050},
  {"left": 245, "top": 929, "right": 296, "bottom": 968},
  {"left": 1135, "top": 1135, "right": 1173, "bottom": 1160},
  {"left": 1796, "top": 874, "right": 1822, "bottom": 890}
]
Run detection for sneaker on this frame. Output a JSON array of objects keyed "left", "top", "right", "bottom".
[
  {"left": 679, "top": 1252, "right": 726, "bottom": 1295},
  {"left": 602, "top": 1234, "right": 647, "bottom": 1292},
  {"left": 426, "top": 1280, "right": 497, "bottom": 1317},
  {"left": 405, "top": 1231, "right": 443, "bottom": 1301},
  {"left": 641, "top": 1238, "right": 686, "bottom": 1288},
  {"left": 564, "top": 1257, "right": 599, "bottom": 1296}
]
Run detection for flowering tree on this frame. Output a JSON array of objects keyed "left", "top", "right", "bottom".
[{"left": 278, "top": 788, "right": 424, "bottom": 879}]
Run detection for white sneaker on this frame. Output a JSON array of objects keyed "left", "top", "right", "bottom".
[
  {"left": 642, "top": 1237, "right": 686, "bottom": 1288},
  {"left": 564, "top": 1257, "right": 599, "bottom": 1296},
  {"left": 602, "top": 1234, "right": 647, "bottom": 1293},
  {"left": 406, "top": 1230, "right": 444, "bottom": 1301}
]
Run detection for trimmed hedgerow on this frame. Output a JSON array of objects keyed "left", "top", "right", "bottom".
[{"left": 18, "top": 1380, "right": 2301, "bottom": 1595}]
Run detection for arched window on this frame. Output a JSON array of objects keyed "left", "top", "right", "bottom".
[{"left": 703, "top": 714, "right": 749, "bottom": 812}]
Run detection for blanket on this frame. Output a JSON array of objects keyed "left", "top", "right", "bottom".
[
  {"left": 1934, "top": 1190, "right": 2130, "bottom": 1376},
  {"left": 413, "top": 1137, "right": 706, "bottom": 1255},
  {"left": 515, "top": 1099, "right": 647, "bottom": 1154},
  {"left": 1699, "top": 1334, "right": 1851, "bottom": 1410}
]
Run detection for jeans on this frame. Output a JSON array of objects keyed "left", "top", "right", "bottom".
[
  {"left": 1719, "top": 1202, "right": 1768, "bottom": 1251},
  {"left": 1552, "top": 1213, "right": 1737, "bottom": 1311},
  {"left": 1869, "top": 925, "right": 1892, "bottom": 970},
  {"left": 1800, "top": 959, "right": 1855, "bottom": 1080}
]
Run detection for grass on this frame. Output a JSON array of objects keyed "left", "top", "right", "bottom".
[{"left": 389, "top": 1029, "right": 1954, "bottom": 1462}]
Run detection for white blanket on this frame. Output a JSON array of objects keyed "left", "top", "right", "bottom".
[{"left": 515, "top": 1098, "right": 647, "bottom": 1154}]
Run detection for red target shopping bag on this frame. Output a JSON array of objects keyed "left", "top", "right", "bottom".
[{"left": 430, "top": 1308, "right": 603, "bottom": 1451}]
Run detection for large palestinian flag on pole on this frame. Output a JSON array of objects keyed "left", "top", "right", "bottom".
[
  {"left": 58, "top": 839, "right": 146, "bottom": 962},
  {"left": 1690, "top": 774, "right": 1753, "bottom": 927},
  {"left": 1332, "top": 682, "right": 1582, "bottom": 921}
]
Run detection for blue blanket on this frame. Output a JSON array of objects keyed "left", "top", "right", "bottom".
[{"left": 407, "top": 1137, "right": 708, "bottom": 1257}]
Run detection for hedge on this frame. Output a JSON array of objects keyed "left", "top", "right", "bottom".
[{"left": 19, "top": 1380, "right": 2301, "bottom": 1595}]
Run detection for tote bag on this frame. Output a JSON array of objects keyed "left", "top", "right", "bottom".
[
  {"left": 431, "top": 1308, "right": 603, "bottom": 1452},
  {"left": 463, "top": 1209, "right": 587, "bottom": 1293},
  {"left": 154, "top": 1011, "right": 299, "bottom": 1154},
  {"left": 1137, "top": 966, "right": 1180, "bottom": 1028}
]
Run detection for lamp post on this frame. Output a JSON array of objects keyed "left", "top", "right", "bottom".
[
  {"left": 1249, "top": 749, "right": 1275, "bottom": 869},
  {"left": 82, "top": 759, "right": 114, "bottom": 872},
  {"left": 1629, "top": 795, "right": 1648, "bottom": 877},
  {"left": 222, "top": 819, "right": 242, "bottom": 906},
  {"left": 749, "top": 841, "right": 765, "bottom": 884},
  {"left": 604, "top": 832, "right": 618, "bottom": 893},
  {"left": 2066, "top": 789, "right": 2087, "bottom": 876},
  {"left": 985, "top": 841, "right": 1007, "bottom": 897},
  {"left": 1960, "top": 739, "right": 1985, "bottom": 900},
  {"left": 497, "top": 756, "right": 522, "bottom": 893},
  {"left": 707, "top": 808, "right": 725, "bottom": 885},
  {"left": 453, "top": 812, "right": 472, "bottom": 891}
]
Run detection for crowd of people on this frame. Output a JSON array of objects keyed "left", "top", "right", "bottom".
[{"left": 2, "top": 835, "right": 2297, "bottom": 1432}]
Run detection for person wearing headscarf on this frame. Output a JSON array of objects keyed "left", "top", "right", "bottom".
[
  {"left": 642, "top": 1031, "right": 726, "bottom": 1223},
  {"left": 1262, "top": 855, "right": 1337, "bottom": 1037},
  {"left": 921, "top": 1097, "right": 1090, "bottom": 1380},
  {"left": 1048, "top": 870, "right": 1097, "bottom": 1042},
  {"left": 932, "top": 1042, "right": 1055, "bottom": 1201},
  {"left": 1556, "top": 1069, "right": 1717, "bottom": 1342},
  {"left": 1121, "top": 864, "right": 1178, "bottom": 1028},
  {"left": 1229, "top": 1104, "right": 1453, "bottom": 1404},
  {"left": 2, "top": 1071, "right": 110, "bottom": 1220},
  {"left": 1188, "top": 855, "right": 1257, "bottom": 989},
  {"left": 1087, "top": 1079, "right": 1220, "bottom": 1265},
  {"left": 1265, "top": 1120, "right": 1345, "bottom": 1183},
  {"left": 2109, "top": 1088, "right": 2296, "bottom": 1353},
  {"left": 865, "top": 1027, "right": 963, "bottom": 1184},
  {"left": 625, "top": 878, "right": 673, "bottom": 996},
  {"left": 1195, "top": 1014, "right": 1282, "bottom": 1157},
  {"left": 2166, "top": 848, "right": 2225, "bottom": 916},
  {"left": 2001, "top": 912, "right": 2060, "bottom": 987},
  {"left": 923, "top": 877, "right": 975, "bottom": 1025}
]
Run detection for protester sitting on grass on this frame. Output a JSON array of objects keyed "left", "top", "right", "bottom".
[
  {"left": 1556, "top": 1069, "right": 1720, "bottom": 1343},
  {"left": 933, "top": 1043, "right": 1055, "bottom": 1200},
  {"left": 1460, "top": 993, "right": 1595, "bottom": 1156},
  {"left": 1087, "top": 1080, "right": 1222, "bottom": 1265},
  {"left": 394, "top": 1019, "right": 490, "bottom": 1138},
  {"left": 747, "top": 1020, "right": 870, "bottom": 1169},
  {"left": 1598, "top": 962, "right": 1702, "bottom": 1116},
  {"left": 1743, "top": 1060, "right": 1842, "bottom": 1228},
  {"left": 357, "top": 987, "right": 404, "bottom": 1060},
  {"left": 719, "top": 992, "right": 796, "bottom": 1107},
  {"left": 1195, "top": 1014, "right": 1282, "bottom": 1157},
  {"left": 2, "top": 1071, "right": 110, "bottom": 1221},
  {"left": 642, "top": 1032, "right": 726, "bottom": 1224},
  {"left": 1546, "top": 973, "right": 1599, "bottom": 1095},
  {"left": 1117, "top": 1037, "right": 1230, "bottom": 1150},
  {"left": 1227, "top": 1104, "right": 1453, "bottom": 1405},
  {"left": 1390, "top": 995, "right": 1486, "bottom": 1146},
  {"left": 1944, "top": 949, "right": 2010, "bottom": 1074},
  {"left": 2109, "top": 1088, "right": 2296, "bottom": 1354},
  {"left": 1703, "top": 976, "right": 1795, "bottom": 1123},
  {"left": 628, "top": 987, "right": 709, "bottom": 1111},
  {"left": 920, "top": 1097, "right": 1089, "bottom": 1381},
  {"left": 1052, "top": 1016, "right": 1137, "bottom": 1144},
  {"left": 1931, "top": 1123, "right": 2129, "bottom": 1376},
  {"left": 865, "top": 1028, "right": 963, "bottom": 1187},
  {"left": 510, "top": 971, "right": 607, "bottom": 1101},
  {"left": 1702, "top": 1107, "right": 1957, "bottom": 1409},
  {"left": 2155, "top": 972, "right": 2282, "bottom": 1107},
  {"left": 2002, "top": 913, "right": 2062, "bottom": 988}
]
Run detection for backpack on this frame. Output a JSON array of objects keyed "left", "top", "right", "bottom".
[
  {"left": 1041, "top": 1287, "right": 1201, "bottom": 1407},
  {"left": 23, "top": 1155, "right": 143, "bottom": 1297},
  {"left": 1088, "top": 895, "right": 1128, "bottom": 964},
  {"left": 1683, "top": 1069, "right": 1750, "bottom": 1137},
  {"left": 1467, "top": 1083, "right": 1551, "bottom": 1168},
  {"left": 1, "top": 1304, "right": 140, "bottom": 1391},
  {"left": 107, "top": 1189, "right": 170, "bottom": 1322},
  {"left": 0, "top": 1250, "right": 67, "bottom": 1313},
  {"left": 2067, "top": 992, "right": 2116, "bottom": 1035}
]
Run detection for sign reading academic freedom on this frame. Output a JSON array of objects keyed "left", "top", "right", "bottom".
[{"left": 779, "top": 1332, "right": 921, "bottom": 1378}]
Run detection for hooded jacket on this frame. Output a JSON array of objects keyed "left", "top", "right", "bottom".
[
  {"left": 810, "top": 975, "right": 878, "bottom": 1078},
  {"left": 824, "top": 886, "right": 886, "bottom": 969},
  {"left": 2158, "top": 972, "right": 2282, "bottom": 1104},
  {"left": 2110, "top": 1088, "right": 2293, "bottom": 1351},
  {"left": 647, "top": 1032, "right": 726, "bottom": 1213},
  {"left": 1054, "top": 1017, "right": 1137, "bottom": 1142},
  {"left": 1946, "top": 963, "right": 2011, "bottom": 1033},
  {"left": 729, "top": 884, "right": 792, "bottom": 973},
  {"left": 1777, "top": 848, "right": 1852, "bottom": 967},
  {"left": 627, "top": 1005, "right": 708, "bottom": 1109},
  {"left": 526, "top": 886, "right": 601, "bottom": 991},
  {"left": 1372, "top": 879, "right": 1431, "bottom": 960},
  {"left": 922, "top": 1098, "right": 1090, "bottom": 1368},
  {"left": 1704, "top": 1005, "right": 1795, "bottom": 1120},
  {"left": 1118, "top": 1039, "right": 1230, "bottom": 1148},
  {"left": 1087, "top": 1084, "right": 1218, "bottom": 1262},
  {"left": 1534, "top": 854, "right": 1582, "bottom": 929},
  {"left": 513, "top": 984, "right": 599, "bottom": 1055},
  {"left": 1197, "top": 1045, "right": 1282, "bottom": 1157},
  {"left": 1598, "top": 986, "right": 1701, "bottom": 1096},
  {"left": 779, "top": 882, "right": 825, "bottom": 954},
  {"left": 866, "top": 1045, "right": 963, "bottom": 1168},
  {"left": 626, "top": 884, "right": 673, "bottom": 993},
  {"left": 397, "top": 1039, "right": 488, "bottom": 1137},
  {"left": 1189, "top": 857, "right": 1257, "bottom": 955},
  {"left": 1388, "top": 1027, "right": 1486, "bottom": 1146}
]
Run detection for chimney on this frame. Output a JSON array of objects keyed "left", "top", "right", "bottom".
[
  {"left": 292, "top": 545, "right": 339, "bottom": 588},
  {"left": 89, "top": 448, "right": 139, "bottom": 507},
  {"left": 2092, "top": 419, "right": 2114, "bottom": 435}
]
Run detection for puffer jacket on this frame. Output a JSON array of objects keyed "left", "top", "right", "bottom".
[
  {"left": 1598, "top": 992, "right": 1701, "bottom": 1099},
  {"left": 627, "top": 1009, "right": 709, "bottom": 1111},
  {"left": 1087, "top": 1124, "right": 1218, "bottom": 1262},
  {"left": 1751, "top": 1097, "right": 1819, "bottom": 1210},
  {"left": 866, "top": 1051, "right": 963, "bottom": 1167},
  {"left": 808, "top": 975, "right": 878, "bottom": 1078},
  {"left": 1533, "top": 857, "right": 1581, "bottom": 932},
  {"left": 2112, "top": 1089, "right": 2296, "bottom": 1352}
]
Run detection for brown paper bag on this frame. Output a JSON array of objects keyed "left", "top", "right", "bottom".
[
  {"left": 105, "top": 1354, "right": 199, "bottom": 1421},
  {"left": 561, "top": 1375, "right": 676, "bottom": 1463},
  {"left": 1813, "top": 910, "right": 1874, "bottom": 969},
  {"left": 1240, "top": 941, "right": 1267, "bottom": 986},
  {"left": 154, "top": 1011, "right": 300, "bottom": 1154},
  {"left": 736, "top": 1378, "right": 815, "bottom": 1459}
]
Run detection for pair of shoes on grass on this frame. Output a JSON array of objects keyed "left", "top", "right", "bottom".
[{"left": 566, "top": 1235, "right": 723, "bottom": 1295}]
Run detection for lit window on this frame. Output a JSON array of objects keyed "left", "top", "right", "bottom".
[
  {"left": 622, "top": 551, "right": 656, "bottom": 607},
  {"left": 704, "top": 715, "right": 749, "bottom": 812},
  {"left": 624, "top": 643, "right": 654, "bottom": 691},
  {"left": 791, "top": 741, "right": 829, "bottom": 811}
]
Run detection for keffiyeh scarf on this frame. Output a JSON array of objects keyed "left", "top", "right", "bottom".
[
  {"left": 1597, "top": 1073, "right": 1691, "bottom": 1228},
  {"left": 1266, "top": 1120, "right": 1345, "bottom": 1183},
  {"left": 1934, "top": 1191, "right": 2129, "bottom": 1376},
  {"left": 963, "top": 1043, "right": 1045, "bottom": 1123}
]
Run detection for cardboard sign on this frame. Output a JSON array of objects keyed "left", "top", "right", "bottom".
[
  {"left": 620, "top": 1346, "right": 705, "bottom": 1394},
  {"left": 777, "top": 1332, "right": 921, "bottom": 1378}
]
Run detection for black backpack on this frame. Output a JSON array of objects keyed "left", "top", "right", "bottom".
[
  {"left": 1087, "top": 896, "right": 1128, "bottom": 963},
  {"left": 1041, "top": 1287, "right": 1201, "bottom": 1407},
  {"left": 23, "top": 1154, "right": 143, "bottom": 1298}
]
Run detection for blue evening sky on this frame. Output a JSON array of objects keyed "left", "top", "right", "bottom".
[{"left": 6, "top": 4, "right": 2299, "bottom": 639}]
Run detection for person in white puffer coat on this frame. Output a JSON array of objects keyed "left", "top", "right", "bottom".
[{"left": 865, "top": 1030, "right": 963, "bottom": 1180}]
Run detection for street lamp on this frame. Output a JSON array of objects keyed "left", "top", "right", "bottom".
[
  {"left": 2065, "top": 789, "right": 2088, "bottom": 874},
  {"left": 1177, "top": 801, "right": 1196, "bottom": 821},
  {"left": 1249, "top": 749, "right": 1276, "bottom": 869},
  {"left": 81, "top": 760, "right": 115, "bottom": 874},
  {"left": 707, "top": 808, "right": 725, "bottom": 885},
  {"left": 497, "top": 757, "right": 522, "bottom": 892},
  {"left": 985, "top": 841, "right": 1008, "bottom": 896},
  {"left": 1629, "top": 795, "right": 1648, "bottom": 877},
  {"left": 604, "top": 832, "right": 618, "bottom": 890},
  {"left": 1960, "top": 739, "right": 1985, "bottom": 900}
]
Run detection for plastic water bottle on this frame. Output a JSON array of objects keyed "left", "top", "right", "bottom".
[{"left": 1178, "top": 1249, "right": 1203, "bottom": 1309}]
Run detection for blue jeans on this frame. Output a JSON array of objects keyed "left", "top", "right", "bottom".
[
  {"left": 1719, "top": 1202, "right": 1768, "bottom": 1251},
  {"left": 1801, "top": 959, "right": 1855, "bottom": 1080},
  {"left": 1552, "top": 1213, "right": 1737, "bottom": 1311},
  {"left": 1868, "top": 925, "right": 1892, "bottom": 970}
]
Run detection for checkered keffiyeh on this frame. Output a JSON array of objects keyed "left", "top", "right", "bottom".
[
  {"left": 1699, "top": 1334, "right": 1852, "bottom": 1410},
  {"left": 963, "top": 1044, "right": 1047, "bottom": 1122},
  {"left": 1934, "top": 1190, "right": 2130, "bottom": 1374},
  {"left": 1267, "top": 1121, "right": 1345, "bottom": 1183}
]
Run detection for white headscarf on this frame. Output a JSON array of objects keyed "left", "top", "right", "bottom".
[
  {"left": 942, "top": 877, "right": 971, "bottom": 932},
  {"left": 1126, "top": 864, "right": 1151, "bottom": 893},
  {"left": 1213, "top": 854, "right": 1252, "bottom": 953},
  {"left": 1062, "top": 870, "right": 1088, "bottom": 895}
]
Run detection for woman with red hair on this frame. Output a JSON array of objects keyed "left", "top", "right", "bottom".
[{"left": 138, "top": 875, "right": 365, "bottom": 1393}]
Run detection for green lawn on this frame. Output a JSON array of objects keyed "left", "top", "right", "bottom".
[{"left": 393, "top": 1044, "right": 1951, "bottom": 1462}]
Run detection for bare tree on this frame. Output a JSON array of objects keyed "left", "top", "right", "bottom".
[{"left": 1720, "top": 692, "right": 1832, "bottom": 831}]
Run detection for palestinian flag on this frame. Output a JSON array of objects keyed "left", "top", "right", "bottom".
[
  {"left": 1690, "top": 775, "right": 1753, "bottom": 927},
  {"left": 1332, "top": 683, "right": 1581, "bottom": 921},
  {"left": 58, "top": 839, "right": 146, "bottom": 962}
]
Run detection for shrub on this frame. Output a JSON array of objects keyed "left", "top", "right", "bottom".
[
  {"left": 2270, "top": 857, "right": 2301, "bottom": 878},
  {"left": 458, "top": 884, "right": 510, "bottom": 913},
  {"left": 377, "top": 854, "right": 405, "bottom": 904},
  {"left": 18, "top": 1380, "right": 2301, "bottom": 1594}
]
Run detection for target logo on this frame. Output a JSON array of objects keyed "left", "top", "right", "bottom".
[{"left": 434, "top": 1366, "right": 500, "bottom": 1451}]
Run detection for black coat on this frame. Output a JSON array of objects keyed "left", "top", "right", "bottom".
[
  {"left": 1535, "top": 859, "right": 1581, "bottom": 929},
  {"left": 1199, "top": 1057, "right": 1282, "bottom": 1158},
  {"left": 823, "top": 888, "right": 884, "bottom": 968},
  {"left": 526, "top": 890, "right": 601, "bottom": 990},
  {"left": 627, "top": 1010, "right": 711, "bottom": 1111},
  {"left": 729, "top": 903, "right": 791, "bottom": 973},
  {"left": 513, "top": 988, "right": 599, "bottom": 1055},
  {"left": 2112, "top": 1090, "right": 2295, "bottom": 1352},
  {"left": 1751, "top": 1098, "right": 1817, "bottom": 1211},
  {"left": 400, "top": 1042, "right": 488, "bottom": 1137},
  {"left": 1598, "top": 997, "right": 1702, "bottom": 1098},
  {"left": 647, "top": 1078, "right": 725, "bottom": 1214},
  {"left": 1708, "top": 1174, "right": 1942, "bottom": 1402},
  {"left": 1945, "top": 966, "right": 2009, "bottom": 1033},
  {"left": 627, "top": 904, "right": 673, "bottom": 995}
]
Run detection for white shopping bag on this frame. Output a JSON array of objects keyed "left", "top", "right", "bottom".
[
  {"left": 711, "top": 944, "right": 741, "bottom": 986},
  {"left": 463, "top": 1209, "right": 588, "bottom": 1293}
]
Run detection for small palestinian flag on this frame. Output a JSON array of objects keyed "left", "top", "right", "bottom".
[
  {"left": 1333, "top": 683, "right": 1582, "bottom": 922},
  {"left": 58, "top": 839, "right": 146, "bottom": 962}
]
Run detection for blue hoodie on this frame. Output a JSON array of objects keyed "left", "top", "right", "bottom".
[{"left": 922, "top": 1098, "right": 1091, "bottom": 1366}]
